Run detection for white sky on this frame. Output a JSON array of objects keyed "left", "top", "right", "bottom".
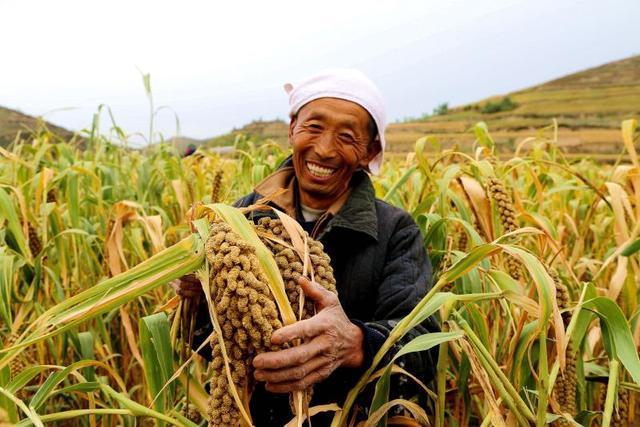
[{"left": 1, "top": 0, "right": 638, "bottom": 145}]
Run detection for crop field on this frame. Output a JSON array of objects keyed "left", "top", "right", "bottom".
[{"left": 1, "top": 117, "right": 640, "bottom": 427}]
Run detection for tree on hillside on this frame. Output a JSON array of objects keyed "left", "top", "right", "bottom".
[{"left": 433, "top": 102, "right": 449, "bottom": 116}]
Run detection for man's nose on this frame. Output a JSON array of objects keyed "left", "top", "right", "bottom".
[{"left": 314, "top": 131, "right": 337, "bottom": 158}]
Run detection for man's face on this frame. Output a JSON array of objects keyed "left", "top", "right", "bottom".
[{"left": 289, "top": 97, "right": 379, "bottom": 210}]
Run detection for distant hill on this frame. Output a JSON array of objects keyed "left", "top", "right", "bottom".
[
  {"left": 203, "top": 119, "right": 290, "bottom": 148},
  {"left": 152, "top": 121, "right": 290, "bottom": 155},
  {"left": 0, "top": 106, "right": 76, "bottom": 147},
  {"left": 205, "top": 55, "right": 640, "bottom": 156}
]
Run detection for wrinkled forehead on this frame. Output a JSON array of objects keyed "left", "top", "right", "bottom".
[{"left": 295, "top": 97, "right": 376, "bottom": 131}]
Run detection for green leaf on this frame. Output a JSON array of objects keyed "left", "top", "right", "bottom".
[
  {"left": 0, "top": 187, "right": 30, "bottom": 259},
  {"left": 0, "top": 385, "right": 43, "bottom": 427},
  {"left": 66, "top": 172, "right": 80, "bottom": 228},
  {"left": 53, "top": 382, "right": 101, "bottom": 395},
  {"left": 142, "top": 73, "right": 152, "bottom": 96},
  {"left": 6, "top": 366, "right": 50, "bottom": 395},
  {"left": 584, "top": 297, "right": 640, "bottom": 384},
  {"left": 415, "top": 136, "right": 438, "bottom": 174},
  {"left": 383, "top": 165, "right": 418, "bottom": 203},
  {"left": 0, "top": 249, "right": 15, "bottom": 326},
  {"left": 438, "top": 243, "right": 501, "bottom": 286},
  {"left": 621, "top": 239, "right": 640, "bottom": 257},
  {"left": 473, "top": 122, "right": 495, "bottom": 150},
  {"left": 421, "top": 216, "right": 447, "bottom": 247},
  {"left": 0, "top": 366, "right": 18, "bottom": 423},
  {"left": 0, "top": 234, "right": 204, "bottom": 372},
  {"left": 370, "top": 331, "right": 463, "bottom": 426},
  {"left": 602, "top": 360, "right": 620, "bottom": 426},
  {"left": 498, "top": 244, "right": 556, "bottom": 326},
  {"left": 77, "top": 332, "right": 95, "bottom": 381},
  {"left": 337, "top": 289, "right": 504, "bottom": 427},
  {"left": 571, "top": 283, "right": 598, "bottom": 350},
  {"left": 511, "top": 321, "right": 539, "bottom": 385},
  {"left": 252, "top": 164, "right": 267, "bottom": 184},
  {"left": 100, "top": 384, "right": 195, "bottom": 426},
  {"left": 140, "top": 312, "right": 175, "bottom": 417},
  {"left": 488, "top": 269, "right": 521, "bottom": 293},
  {"left": 465, "top": 305, "right": 490, "bottom": 348},
  {"left": 394, "top": 331, "right": 464, "bottom": 361},
  {"left": 29, "top": 361, "right": 99, "bottom": 410}
]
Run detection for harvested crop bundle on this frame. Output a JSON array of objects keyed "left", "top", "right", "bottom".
[
  {"left": 204, "top": 216, "right": 336, "bottom": 427},
  {"left": 255, "top": 216, "right": 336, "bottom": 316},
  {"left": 205, "top": 220, "right": 281, "bottom": 426}
]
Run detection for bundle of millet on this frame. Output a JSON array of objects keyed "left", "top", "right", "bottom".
[{"left": 204, "top": 216, "right": 336, "bottom": 427}]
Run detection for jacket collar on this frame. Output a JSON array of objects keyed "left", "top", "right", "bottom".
[{"left": 253, "top": 157, "right": 378, "bottom": 241}]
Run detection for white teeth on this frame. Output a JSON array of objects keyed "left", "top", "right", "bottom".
[{"left": 307, "top": 162, "right": 336, "bottom": 178}]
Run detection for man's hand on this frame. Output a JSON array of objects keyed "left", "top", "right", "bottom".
[
  {"left": 170, "top": 273, "right": 203, "bottom": 299},
  {"left": 252, "top": 276, "right": 364, "bottom": 393}
]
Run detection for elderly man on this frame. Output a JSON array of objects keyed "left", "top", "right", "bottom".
[{"left": 183, "top": 69, "right": 438, "bottom": 425}]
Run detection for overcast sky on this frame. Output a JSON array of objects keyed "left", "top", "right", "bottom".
[{"left": 1, "top": 0, "right": 638, "bottom": 145}]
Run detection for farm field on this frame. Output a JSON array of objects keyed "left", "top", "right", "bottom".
[{"left": 1, "top": 115, "right": 640, "bottom": 426}]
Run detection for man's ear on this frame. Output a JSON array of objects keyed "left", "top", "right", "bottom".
[
  {"left": 359, "top": 138, "right": 381, "bottom": 169},
  {"left": 288, "top": 115, "right": 297, "bottom": 145}
]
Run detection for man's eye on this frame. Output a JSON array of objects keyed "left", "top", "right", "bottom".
[
  {"left": 339, "top": 133, "right": 355, "bottom": 142},
  {"left": 308, "top": 124, "right": 323, "bottom": 132}
]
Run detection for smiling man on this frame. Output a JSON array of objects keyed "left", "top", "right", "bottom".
[
  {"left": 184, "top": 69, "right": 439, "bottom": 425},
  {"left": 290, "top": 97, "right": 377, "bottom": 209}
]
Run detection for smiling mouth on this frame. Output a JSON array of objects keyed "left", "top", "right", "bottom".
[{"left": 306, "top": 161, "right": 337, "bottom": 178}]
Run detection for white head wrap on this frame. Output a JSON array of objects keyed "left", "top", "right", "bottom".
[{"left": 284, "top": 68, "right": 387, "bottom": 175}]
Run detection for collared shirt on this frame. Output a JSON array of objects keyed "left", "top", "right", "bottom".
[
  {"left": 250, "top": 164, "right": 354, "bottom": 239},
  {"left": 300, "top": 203, "right": 324, "bottom": 222}
]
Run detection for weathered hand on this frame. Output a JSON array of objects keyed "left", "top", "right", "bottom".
[
  {"left": 252, "top": 276, "right": 364, "bottom": 393},
  {"left": 170, "top": 273, "right": 203, "bottom": 299}
]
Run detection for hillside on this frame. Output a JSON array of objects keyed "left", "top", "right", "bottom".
[
  {"left": 204, "top": 119, "right": 290, "bottom": 148},
  {"left": 206, "top": 55, "right": 640, "bottom": 156},
  {"left": 386, "top": 54, "right": 640, "bottom": 154},
  {"left": 0, "top": 106, "right": 76, "bottom": 147}
]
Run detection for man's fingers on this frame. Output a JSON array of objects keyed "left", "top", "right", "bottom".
[
  {"left": 253, "top": 336, "right": 329, "bottom": 369},
  {"left": 270, "top": 315, "right": 328, "bottom": 345},
  {"left": 171, "top": 274, "right": 203, "bottom": 299},
  {"left": 297, "top": 276, "right": 336, "bottom": 307},
  {"left": 254, "top": 354, "right": 334, "bottom": 383}
]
